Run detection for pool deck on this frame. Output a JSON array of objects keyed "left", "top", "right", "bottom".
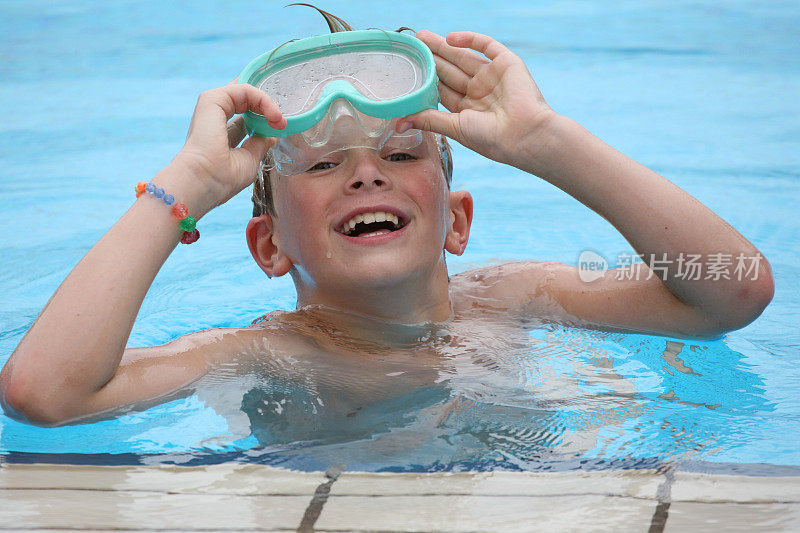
[{"left": 1, "top": 460, "right": 798, "bottom": 532}]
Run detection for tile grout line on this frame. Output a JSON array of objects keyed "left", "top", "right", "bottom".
[
  {"left": 296, "top": 467, "right": 342, "bottom": 533},
  {"left": 648, "top": 466, "right": 675, "bottom": 533}
]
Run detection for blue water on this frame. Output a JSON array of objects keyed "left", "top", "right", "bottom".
[{"left": 1, "top": 1, "right": 798, "bottom": 473}]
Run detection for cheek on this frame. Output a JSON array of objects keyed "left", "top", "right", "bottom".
[
  {"left": 406, "top": 165, "right": 450, "bottom": 237},
  {"left": 276, "top": 177, "right": 327, "bottom": 221},
  {"left": 273, "top": 181, "right": 327, "bottom": 252},
  {"left": 407, "top": 161, "right": 445, "bottom": 198}
]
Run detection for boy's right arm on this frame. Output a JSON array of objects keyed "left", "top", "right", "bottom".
[{"left": 0, "top": 82, "right": 286, "bottom": 426}]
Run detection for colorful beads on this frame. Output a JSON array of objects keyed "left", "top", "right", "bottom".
[
  {"left": 135, "top": 182, "right": 199, "bottom": 245},
  {"left": 179, "top": 216, "right": 196, "bottom": 232},
  {"left": 180, "top": 229, "right": 200, "bottom": 244},
  {"left": 172, "top": 203, "right": 188, "bottom": 219}
]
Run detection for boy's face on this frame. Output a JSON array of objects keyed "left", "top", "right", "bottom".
[{"left": 249, "top": 133, "right": 471, "bottom": 293}]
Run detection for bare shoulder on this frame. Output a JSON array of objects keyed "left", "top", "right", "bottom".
[
  {"left": 121, "top": 326, "right": 267, "bottom": 366},
  {"left": 449, "top": 261, "right": 569, "bottom": 317}
]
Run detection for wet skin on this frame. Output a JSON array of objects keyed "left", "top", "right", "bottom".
[{"left": 180, "top": 274, "right": 556, "bottom": 438}]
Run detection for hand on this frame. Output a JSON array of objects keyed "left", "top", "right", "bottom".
[
  {"left": 400, "top": 31, "right": 556, "bottom": 169},
  {"left": 171, "top": 81, "right": 287, "bottom": 214}
]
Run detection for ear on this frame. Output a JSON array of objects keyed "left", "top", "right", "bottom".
[
  {"left": 246, "top": 214, "right": 293, "bottom": 278},
  {"left": 444, "top": 190, "right": 473, "bottom": 256}
]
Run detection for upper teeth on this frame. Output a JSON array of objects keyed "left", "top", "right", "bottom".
[{"left": 341, "top": 211, "right": 401, "bottom": 234}]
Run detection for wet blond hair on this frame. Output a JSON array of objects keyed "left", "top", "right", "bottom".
[{"left": 251, "top": 5, "right": 453, "bottom": 217}]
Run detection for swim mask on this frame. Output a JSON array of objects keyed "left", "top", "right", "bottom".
[{"left": 239, "top": 29, "right": 439, "bottom": 175}]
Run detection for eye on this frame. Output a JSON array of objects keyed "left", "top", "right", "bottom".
[
  {"left": 307, "top": 161, "right": 337, "bottom": 172},
  {"left": 386, "top": 152, "right": 417, "bottom": 162}
]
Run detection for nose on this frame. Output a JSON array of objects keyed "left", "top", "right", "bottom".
[
  {"left": 347, "top": 175, "right": 388, "bottom": 191},
  {"left": 344, "top": 151, "right": 392, "bottom": 193}
]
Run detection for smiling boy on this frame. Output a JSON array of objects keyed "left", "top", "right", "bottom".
[{"left": 0, "top": 28, "right": 773, "bottom": 427}]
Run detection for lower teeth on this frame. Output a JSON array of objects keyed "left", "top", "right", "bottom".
[{"left": 362, "top": 230, "right": 391, "bottom": 237}]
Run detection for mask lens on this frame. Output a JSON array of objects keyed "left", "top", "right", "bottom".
[{"left": 257, "top": 45, "right": 426, "bottom": 117}]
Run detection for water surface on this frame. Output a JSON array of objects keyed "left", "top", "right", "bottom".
[{"left": 0, "top": 0, "right": 798, "bottom": 474}]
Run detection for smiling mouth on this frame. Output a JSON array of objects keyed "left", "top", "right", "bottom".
[{"left": 338, "top": 211, "right": 407, "bottom": 238}]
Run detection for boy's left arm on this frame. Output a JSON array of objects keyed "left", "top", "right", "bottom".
[{"left": 404, "top": 30, "right": 773, "bottom": 338}]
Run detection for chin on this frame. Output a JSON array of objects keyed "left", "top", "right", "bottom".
[{"left": 337, "top": 253, "right": 438, "bottom": 291}]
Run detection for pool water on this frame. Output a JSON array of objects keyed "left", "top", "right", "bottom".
[{"left": 1, "top": 1, "right": 798, "bottom": 474}]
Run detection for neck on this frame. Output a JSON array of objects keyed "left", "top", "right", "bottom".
[{"left": 293, "top": 259, "right": 453, "bottom": 326}]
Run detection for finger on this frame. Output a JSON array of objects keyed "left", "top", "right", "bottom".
[
  {"left": 433, "top": 55, "right": 470, "bottom": 95},
  {"left": 446, "top": 31, "right": 511, "bottom": 61},
  {"left": 417, "top": 29, "right": 489, "bottom": 76},
  {"left": 398, "top": 109, "right": 461, "bottom": 141},
  {"left": 196, "top": 84, "right": 285, "bottom": 126},
  {"left": 227, "top": 115, "right": 247, "bottom": 148},
  {"left": 188, "top": 85, "right": 286, "bottom": 147},
  {"left": 438, "top": 81, "right": 464, "bottom": 113}
]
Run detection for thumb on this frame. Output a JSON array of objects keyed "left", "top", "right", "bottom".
[
  {"left": 398, "top": 109, "right": 461, "bottom": 141},
  {"left": 240, "top": 134, "right": 276, "bottom": 164}
]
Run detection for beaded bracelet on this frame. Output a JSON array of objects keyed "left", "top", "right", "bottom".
[{"left": 135, "top": 181, "right": 199, "bottom": 244}]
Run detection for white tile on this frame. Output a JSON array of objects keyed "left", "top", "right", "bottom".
[
  {"left": 332, "top": 469, "right": 662, "bottom": 499},
  {"left": 665, "top": 502, "right": 800, "bottom": 532},
  {"left": 671, "top": 472, "right": 800, "bottom": 503},
  {"left": 316, "top": 494, "right": 656, "bottom": 532},
  {"left": 0, "top": 463, "right": 324, "bottom": 495},
  {"left": 0, "top": 489, "right": 309, "bottom": 530},
  {"left": 0, "top": 463, "right": 130, "bottom": 491}
]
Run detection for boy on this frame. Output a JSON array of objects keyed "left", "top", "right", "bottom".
[{"left": 0, "top": 29, "right": 773, "bottom": 427}]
